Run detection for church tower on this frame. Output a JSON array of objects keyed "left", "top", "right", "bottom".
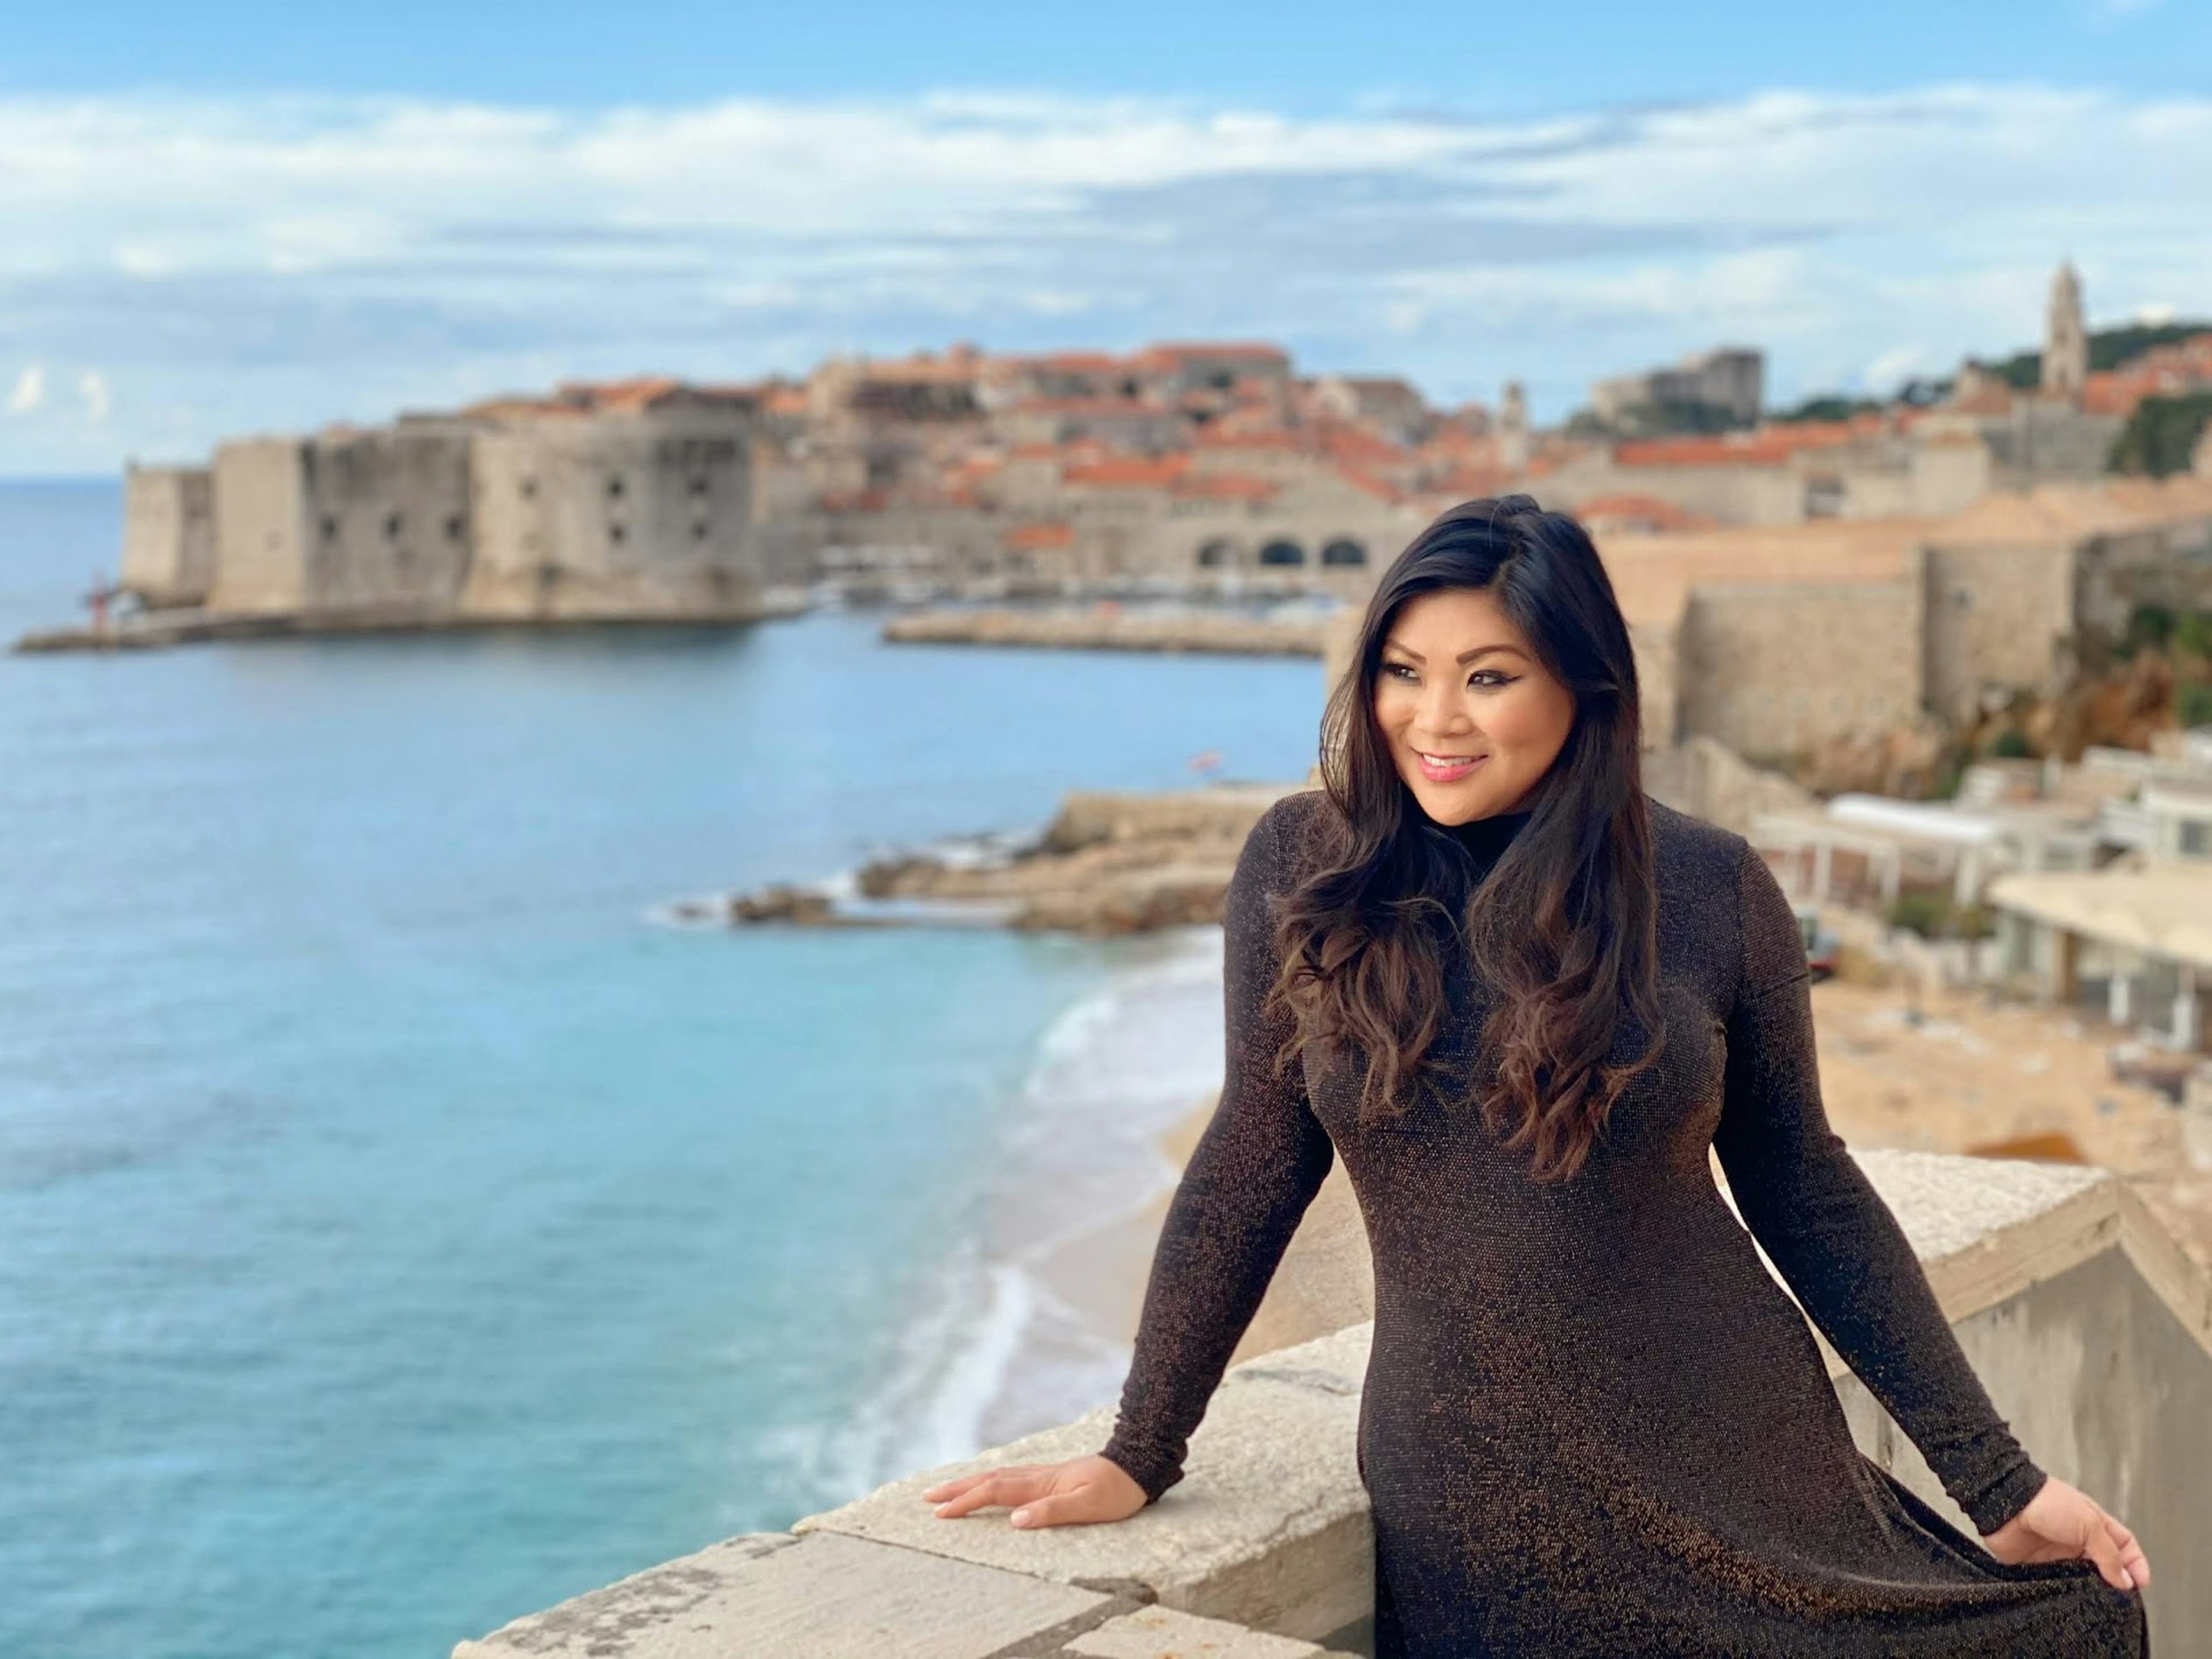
[
  {"left": 2042, "top": 260, "right": 2087, "bottom": 402},
  {"left": 1498, "top": 380, "right": 1529, "bottom": 472}
]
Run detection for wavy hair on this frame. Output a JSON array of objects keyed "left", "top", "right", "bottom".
[{"left": 1268, "top": 494, "right": 1664, "bottom": 1182}]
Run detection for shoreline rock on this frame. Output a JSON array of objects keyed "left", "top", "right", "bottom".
[{"left": 711, "top": 781, "right": 1304, "bottom": 935}]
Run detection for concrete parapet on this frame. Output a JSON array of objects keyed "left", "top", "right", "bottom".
[
  {"left": 795, "top": 1322, "right": 1374, "bottom": 1645},
  {"left": 455, "top": 1151, "right": 2211, "bottom": 1658}
]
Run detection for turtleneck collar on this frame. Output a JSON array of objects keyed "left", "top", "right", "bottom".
[{"left": 1442, "top": 805, "right": 1533, "bottom": 872}]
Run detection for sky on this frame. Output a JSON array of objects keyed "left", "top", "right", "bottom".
[{"left": 1, "top": 0, "right": 2206, "bottom": 476}]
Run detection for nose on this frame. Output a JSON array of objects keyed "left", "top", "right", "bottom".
[{"left": 1418, "top": 678, "right": 1474, "bottom": 737}]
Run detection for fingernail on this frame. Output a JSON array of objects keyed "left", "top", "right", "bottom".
[
  {"left": 1010, "top": 1509, "right": 1032, "bottom": 1527},
  {"left": 2120, "top": 1569, "right": 2134, "bottom": 1590}
]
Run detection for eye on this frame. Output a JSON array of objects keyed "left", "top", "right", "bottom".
[
  {"left": 1382, "top": 662, "right": 1416, "bottom": 681},
  {"left": 1471, "top": 669, "right": 1514, "bottom": 688}
]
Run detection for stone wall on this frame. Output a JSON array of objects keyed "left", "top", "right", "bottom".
[
  {"left": 465, "top": 415, "right": 759, "bottom": 620},
  {"left": 119, "top": 464, "right": 214, "bottom": 607},
  {"left": 2076, "top": 521, "right": 2212, "bottom": 646},
  {"left": 300, "top": 424, "right": 474, "bottom": 615},
  {"left": 1540, "top": 452, "right": 1812, "bottom": 525},
  {"left": 1679, "top": 571, "right": 1925, "bottom": 764},
  {"left": 207, "top": 437, "right": 310, "bottom": 615},
  {"left": 1921, "top": 539, "right": 2080, "bottom": 719},
  {"left": 1641, "top": 733, "right": 1817, "bottom": 834},
  {"left": 206, "top": 428, "right": 476, "bottom": 618}
]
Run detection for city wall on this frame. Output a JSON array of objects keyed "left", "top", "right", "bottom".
[{"left": 1679, "top": 573, "right": 1926, "bottom": 766}]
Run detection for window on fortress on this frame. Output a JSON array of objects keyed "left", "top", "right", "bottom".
[
  {"left": 520, "top": 476, "right": 538, "bottom": 500},
  {"left": 384, "top": 513, "right": 403, "bottom": 541},
  {"left": 692, "top": 521, "right": 709, "bottom": 541},
  {"left": 610, "top": 522, "right": 627, "bottom": 544},
  {"left": 445, "top": 515, "right": 465, "bottom": 541},
  {"left": 689, "top": 476, "right": 709, "bottom": 497},
  {"left": 608, "top": 475, "right": 627, "bottom": 499},
  {"left": 320, "top": 516, "right": 339, "bottom": 541}
]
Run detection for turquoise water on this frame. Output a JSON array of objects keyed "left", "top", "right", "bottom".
[{"left": 0, "top": 482, "right": 1323, "bottom": 1658}]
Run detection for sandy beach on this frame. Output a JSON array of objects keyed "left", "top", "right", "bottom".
[{"left": 1025, "top": 1083, "right": 1374, "bottom": 1368}]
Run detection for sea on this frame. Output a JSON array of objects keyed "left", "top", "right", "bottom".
[{"left": 0, "top": 480, "right": 1325, "bottom": 1659}]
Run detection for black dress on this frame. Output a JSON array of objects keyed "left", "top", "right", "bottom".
[{"left": 1098, "top": 789, "right": 2149, "bottom": 1657}]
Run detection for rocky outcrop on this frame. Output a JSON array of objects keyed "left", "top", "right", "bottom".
[{"left": 713, "top": 783, "right": 1302, "bottom": 935}]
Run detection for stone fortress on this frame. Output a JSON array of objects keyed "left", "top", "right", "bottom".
[
  {"left": 82, "top": 263, "right": 2212, "bottom": 786},
  {"left": 119, "top": 381, "right": 768, "bottom": 624}
]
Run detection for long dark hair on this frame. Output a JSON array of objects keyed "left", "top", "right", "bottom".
[{"left": 1271, "top": 494, "right": 1662, "bottom": 1182}]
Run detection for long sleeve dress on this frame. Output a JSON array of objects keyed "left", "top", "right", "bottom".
[{"left": 1097, "top": 789, "right": 2149, "bottom": 1658}]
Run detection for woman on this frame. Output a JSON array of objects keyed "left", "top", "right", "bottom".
[{"left": 923, "top": 495, "right": 2153, "bottom": 1656}]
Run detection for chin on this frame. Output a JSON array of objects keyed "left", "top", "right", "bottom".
[{"left": 1404, "top": 781, "right": 1482, "bottom": 822}]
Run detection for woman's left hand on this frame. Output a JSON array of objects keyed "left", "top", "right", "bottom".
[{"left": 1981, "top": 1476, "right": 2149, "bottom": 1592}]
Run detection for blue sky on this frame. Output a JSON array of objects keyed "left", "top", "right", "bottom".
[
  {"left": 7, "top": 0, "right": 2206, "bottom": 109},
  {"left": 1, "top": 0, "right": 2205, "bottom": 475}
]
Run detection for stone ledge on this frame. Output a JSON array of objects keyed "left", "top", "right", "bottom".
[
  {"left": 453, "top": 1530, "right": 1118, "bottom": 1659},
  {"left": 448, "top": 1527, "right": 1361, "bottom": 1659},
  {"left": 1069, "top": 1605, "right": 1359, "bottom": 1657},
  {"left": 793, "top": 1323, "right": 1373, "bottom": 1642}
]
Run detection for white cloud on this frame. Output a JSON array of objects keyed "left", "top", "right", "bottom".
[
  {"left": 0, "top": 83, "right": 2205, "bottom": 471},
  {"left": 7, "top": 363, "right": 44, "bottom": 414},
  {"left": 1862, "top": 346, "right": 1934, "bottom": 395}
]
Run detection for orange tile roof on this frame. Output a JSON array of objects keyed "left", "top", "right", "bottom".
[
  {"left": 1062, "top": 454, "right": 1192, "bottom": 488},
  {"left": 819, "top": 488, "right": 891, "bottom": 513},
  {"left": 1171, "top": 471, "right": 1279, "bottom": 503},
  {"left": 1141, "top": 340, "right": 1290, "bottom": 361},
  {"left": 1194, "top": 427, "right": 1302, "bottom": 451},
  {"left": 1026, "top": 351, "right": 1131, "bottom": 372},
  {"left": 1002, "top": 521, "right": 1076, "bottom": 551},
  {"left": 1317, "top": 426, "right": 1407, "bottom": 464},
  {"left": 1572, "top": 493, "right": 1716, "bottom": 532},
  {"left": 1334, "top": 466, "right": 1401, "bottom": 503}
]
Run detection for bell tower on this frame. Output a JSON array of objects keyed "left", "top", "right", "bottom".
[{"left": 2042, "top": 260, "right": 2087, "bottom": 402}]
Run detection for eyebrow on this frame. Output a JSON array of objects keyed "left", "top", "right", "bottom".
[{"left": 1381, "top": 638, "right": 1527, "bottom": 666}]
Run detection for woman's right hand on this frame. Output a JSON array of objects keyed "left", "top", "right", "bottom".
[{"left": 921, "top": 1454, "right": 1149, "bottom": 1529}]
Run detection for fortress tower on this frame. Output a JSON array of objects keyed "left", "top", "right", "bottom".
[{"left": 2043, "top": 260, "right": 2088, "bottom": 402}]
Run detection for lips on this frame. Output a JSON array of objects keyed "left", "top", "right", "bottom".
[{"left": 1415, "top": 751, "right": 1486, "bottom": 782}]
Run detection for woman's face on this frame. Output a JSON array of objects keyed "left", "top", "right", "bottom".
[{"left": 1371, "top": 585, "right": 1577, "bottom": 826}]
